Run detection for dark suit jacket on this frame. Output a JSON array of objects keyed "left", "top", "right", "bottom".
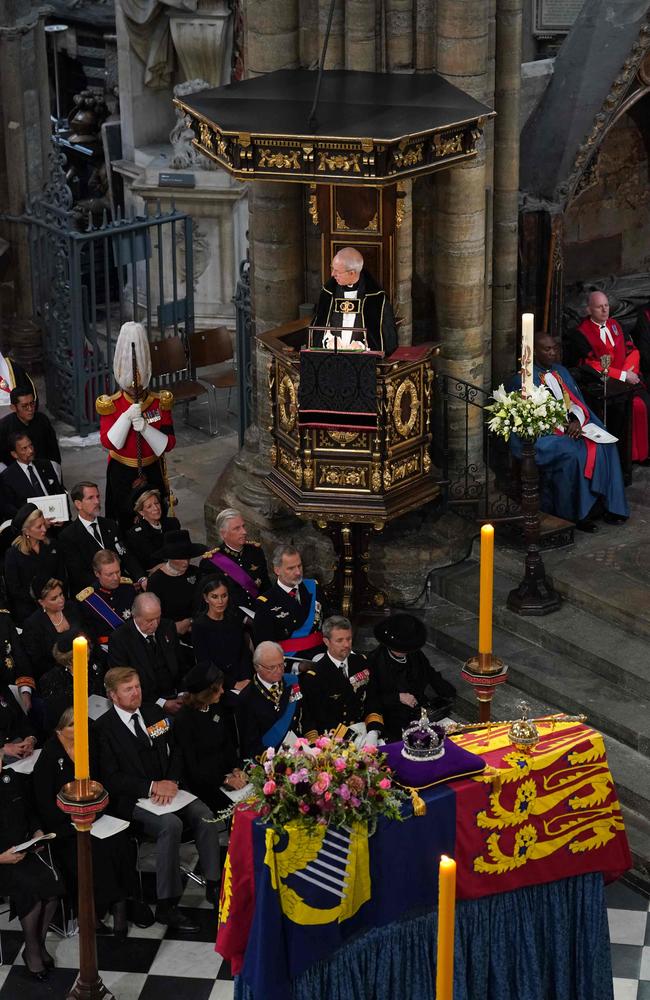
[
  {"left": 107, "top": 617, "right": 181, "bottom": 705},
  {"left": 94, "top": 703, "right": 183, "bottom": 819},
  {"left": 0, "top": 459, "right": 64, "bottom": 516},
  {"left": 299, "top": 651, "right": 369, "bottom": 740},
  {"left": 59, "top": 516, "right": 144, "bottom": 594},
  {"left": 252, "top": 580, "right": 326, "bottom": 647},
  {"left": 235, "top": 676, "right": 301, "bottom": 759},
  {"left": 0, "top": 411, "right": 61, "bottom": 468}
]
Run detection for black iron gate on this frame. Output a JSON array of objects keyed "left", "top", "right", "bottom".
[
  {"left": 21, "top": 146, "right": 194, "bottom": 435},
  {"left": 434, "top": 372, "right": 521, "bottom": 521}
]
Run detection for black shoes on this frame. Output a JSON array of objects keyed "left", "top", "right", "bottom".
[
  {"left": 154, "top": 903, "right": 200, "bottom": 933},
  {"left": 129, "top": 898, "right": 155, "bottom": 928},
  {"left": 575, "top": 519, "right": 599, "bottom": 533},
  {"left": 21, "top": 947, "right": 48, "bottom": 982},
  {"left": 603, "top": 512, "right": 627, "bottom": 525}
]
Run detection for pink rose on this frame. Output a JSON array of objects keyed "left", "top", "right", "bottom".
[
  {"left": 315, "top": 736, "right": 331, "bottom": 749},
  {"left": 294, "top": 738, "right": 309, "bottom": 748},
  {"left": 299, "top": 802, "right": 310, "bottom": 814},
  {"left": 324, "top": 791, "right": 332, "bottom": 802},
  {"left": 311, "top": 779, "right": 327, "bottom": 795},
  {"left": 338, "top": 784, "right": 351, "bottom": 800},
  {"left": 317, "top": 771, "right": 331, "bottom": 789},
  {"left": 263, "top": 780, "right": 277, "bottom": 795},
  {"left": 350, "top": 796, "right": 360, "bottom": 807},
  {"left": 362, "top": 745, "right": 377, "bottom": 755},
  {"left": 379, "top": 778, "right": 392, "bottom": 790},
  {"left": 334, "top": 757, "right": 347, "bottom": 771},
  {"left": 288, "top": 772, "right": 302, "bottom": 784}
]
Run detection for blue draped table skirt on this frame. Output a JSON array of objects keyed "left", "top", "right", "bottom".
[{"left": 233, "top": 872, "right": 613, "bottom": 1000}]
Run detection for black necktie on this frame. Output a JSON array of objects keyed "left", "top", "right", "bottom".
[
  {"left": 130, "top": 714, "right": 150, "bottom": 747},
  {"left": 90, "top": 522, "right": 103, "bottom": 547},
  {"left": 27, "top": 465, "right": 42, "bottom": 493},
  {"left": 145, "top": 635, "right": 156, "bottom": 654},
  {"left": 289, "top": 587, "right": 300, "bottom": 604}
]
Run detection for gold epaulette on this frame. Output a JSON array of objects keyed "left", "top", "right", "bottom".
[
  {"left": 96, "top": 390, "right": 121, "bottom": 416},
  {"left": 120, "top": 576, "right": 133, "bottom": 584},
  {"left": 76, "top": 586, "right": 94, "bottom": 601},
  {"left": 154, "top": 389, "right": 174, "bottom": 411},
  {"left": 203, "top": 547, "right": 219, "bottom": 559}
]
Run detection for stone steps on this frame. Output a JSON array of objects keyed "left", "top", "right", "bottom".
[
  {"left": 434, "top": 560, "right": 650, "bottom": 700},
  {"left": 428, "top": 565, "right": 650, "bottom": 756}
]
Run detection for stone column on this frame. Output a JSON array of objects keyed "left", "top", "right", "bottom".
[
  {"left": 386, "top": 0, "right": 413, "bottom": 72},
  {"left": 492, "top": 0, "right": 523, "bottom": 385},
  {"left": 321, "top": 0, "right": 344, "bottom": 70},
  {"left": 0, "top": 3, "right": 51, "bottom": 319},
  {"left": 432, "top": 0, "right": 490, "bottom": 473},
  {"left": 345, "top": 0, "right": 377, "bottom": 71}
]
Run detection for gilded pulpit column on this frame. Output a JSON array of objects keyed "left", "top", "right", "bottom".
[
  {"left": 492, "top": 0, "right": 523, "bottom": 385},
  {"left": 432, "top": 0, "right": 490, "bottom": 471}
]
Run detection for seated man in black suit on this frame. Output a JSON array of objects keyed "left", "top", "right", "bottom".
[
  {"left": 252, "top": 544, "right": 326, "bottom": 660},
  {"left": 108, "top": 593, "right": 183, "bottom": 715},
  {"left": 300, "top": 615, "right": 376, "bottom": 743},
  {"left": 0, "top": 387, "right": 61, "bottom": 472},
  {"left": 59, "top": 481, "right": 145, "bottom": 594},
  {"left": 235, "top": 641, "right": 302, "bottom": 759},
  {"left": 95, "top": 667, "right": 221, "bottom": 930},
  {"left": 0, "top": 432, "right": 65, "bottom": 517}
]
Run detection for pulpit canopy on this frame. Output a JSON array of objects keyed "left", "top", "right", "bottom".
[{"left": 174, "top": 69, "right": 494, "bottom": 186}]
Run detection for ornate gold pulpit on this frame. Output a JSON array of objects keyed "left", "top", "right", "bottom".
[{"left": 259, "top": 322, "right": 440, "bottom": 616}]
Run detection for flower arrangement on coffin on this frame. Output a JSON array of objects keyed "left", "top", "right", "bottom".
[
  {"left": 247, "top": 735, "right": 406, "bottom": 834},
  {"left": 485, "top": 384, "right": 566, "bottom": 442}
]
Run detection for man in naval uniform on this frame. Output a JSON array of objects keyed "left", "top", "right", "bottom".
[
  {"left": 312, "top": 246, "right": 398, "bottom": 355},
  {"left": 96, "top": 322, "right": 175, "bottom": 531},
  {"left": 199, "top": 507, "right": 270, "bottom": 611},
  {"left": 299, "top": 615, "right": 377, "bottom": 743},
  {"left": 251, "top": 543, "right": 326, "bottom": 659},
  {"left": 235, "top": 641, "right": 302, "bottom": 759},
  {"left": 77, "top": 549, "right": 136, "bottom": 646}
]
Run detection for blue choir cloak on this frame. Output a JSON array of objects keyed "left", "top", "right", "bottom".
[{"left": 506, "top": 363, "right": 628, "bottom": 522}]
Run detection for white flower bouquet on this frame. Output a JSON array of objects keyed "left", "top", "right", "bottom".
[{"left": 485, "top": 384, "right": 566, "bottom": 442}]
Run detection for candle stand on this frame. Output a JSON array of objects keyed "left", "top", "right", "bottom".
[
  {"left": 461, "top": 652, "right": 508, "bottom": 723},
  {"left": 507, "top": 439, "right": 561, "bottom": 616},
  {"left": 57, "top": 779, "right": 114, "bottom": 1000}
]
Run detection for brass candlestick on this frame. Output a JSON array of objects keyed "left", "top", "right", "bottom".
[
  {"left": 461, "top": 651, "right": 508, "bottom": 723},
  {"left": 57, "top": 779, "right": 114, "bottom": 1000}
]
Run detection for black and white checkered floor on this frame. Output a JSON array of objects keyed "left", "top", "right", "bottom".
[{"left": 1, "top": 869, "right": 648, "bottom": 999}]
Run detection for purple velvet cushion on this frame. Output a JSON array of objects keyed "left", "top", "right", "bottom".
[{"left": 383, "top": 737, "right": 486, "bottom": 788}]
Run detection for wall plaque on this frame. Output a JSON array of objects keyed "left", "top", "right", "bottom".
[{"left": 534, "top": 0, "right": 584, "bottom": 35}]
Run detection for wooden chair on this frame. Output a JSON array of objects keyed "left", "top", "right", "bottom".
[
  {"left": 189, "top": 327, "right": 237, "bottom": 422},
  {"left": 149, "top": 335, "right": 217, "bottom": 436}
]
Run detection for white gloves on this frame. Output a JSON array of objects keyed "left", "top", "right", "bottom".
[
  {"left": 106, "top": 409, "right": 135, "bottom": 450},
  {"left": 126, "top": 403, "right": 142, "bottom": 421},
  {"left": 132, "top": 415, "right": 145, "bottom": 432},
  {"left": 141, "top": 423, "right": 167, "bottom": 456}
]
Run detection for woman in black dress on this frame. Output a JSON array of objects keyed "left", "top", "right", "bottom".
[
  {"left": 191, "top": 574, "right": 253, "bottom": 686},
  {"left": 0, "top": 749, "right": 64, "bottom": 980},
  {"left": 125, "top": 487, "right": 180, "bottom": 572},
  {"left": 147, "top": 529, "right": 207, "bottom": 639},
  {"left": 38, "top": 630, "right": 106, "bottom": 735},
  {"left": 173, "top": 662, "right": 247, "bottom": 814},
  {"left": 22, "top": 576, "right": 84, "bottom": 682},
  {"left": 32, "top": 706, "right": 137, "bottom": 938},
  {"left": 4, "top": 504, "right": 67, "bottom": 623}
]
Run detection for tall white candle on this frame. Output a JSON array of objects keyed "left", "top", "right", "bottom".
[{"left": 521, "top": 313, "right": 535, "bottom": 398}]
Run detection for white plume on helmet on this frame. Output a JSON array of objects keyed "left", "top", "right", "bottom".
[{"left": 113, "top": 321, "right": 152, "bottom": 391}]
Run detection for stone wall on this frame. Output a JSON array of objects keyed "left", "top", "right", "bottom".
[{"left": 563, "top": 101, "right": 650, "bottom": 283}]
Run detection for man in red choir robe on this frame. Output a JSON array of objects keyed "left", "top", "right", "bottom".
[{"left": 573, "top": 290, "right": 650, "bottom": 462}]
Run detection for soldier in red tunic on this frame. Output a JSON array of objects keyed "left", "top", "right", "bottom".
[
  {"left": 573, "top": 290, "right": 650, "bottom": 463},
  {"left": 96, "top": 323, "right": 175, "bottom": 530}
]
